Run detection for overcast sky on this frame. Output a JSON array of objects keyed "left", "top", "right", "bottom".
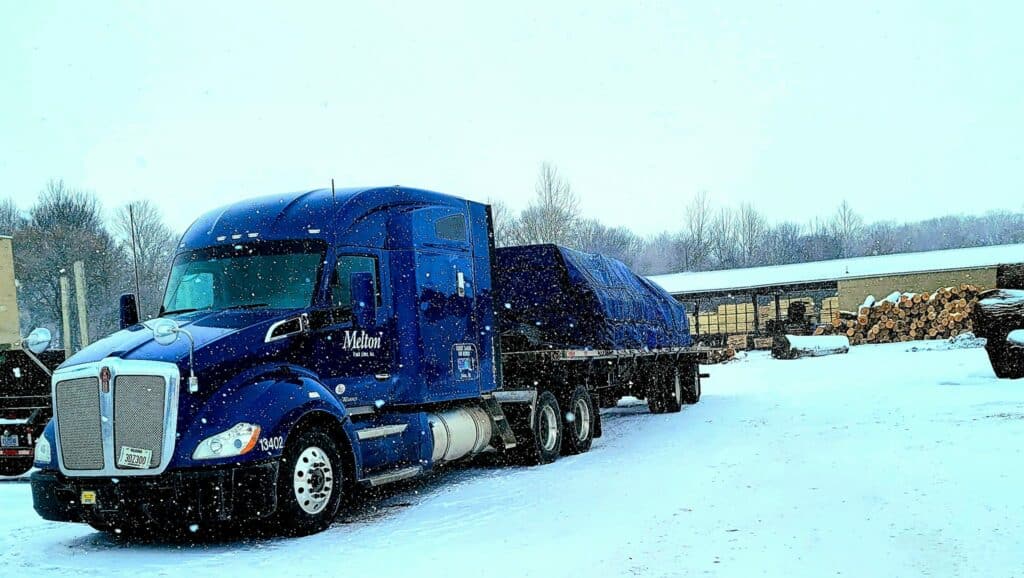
[{"left": 1, "top": 1, "right": 1021, "bottom": 235}]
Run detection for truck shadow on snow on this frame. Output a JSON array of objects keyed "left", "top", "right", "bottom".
[{"left": 64, "top": 403, "right": 660, "bottom": 549}]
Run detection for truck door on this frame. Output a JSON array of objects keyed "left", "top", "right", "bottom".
[
  {"left": 311, "top": 251, "right": 395, "bottom": 407},
  {"left": 415, "top": 211, "right": 482, "bottom": 403}
]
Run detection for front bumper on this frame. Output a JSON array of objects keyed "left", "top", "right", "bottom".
[{"left": 31, "top": 460, "right": 280, "bottom": 526}]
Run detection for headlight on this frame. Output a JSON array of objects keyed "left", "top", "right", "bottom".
[
  {"left": 34, "top": 436, "right": 51, "bottom": 464},
  {"left": 192, "top": 423, "right": 261, "bottom": 460}
]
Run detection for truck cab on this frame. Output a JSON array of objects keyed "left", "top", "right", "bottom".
[{"left": 31, "top": 187, "right": 507, "bottom": 535}]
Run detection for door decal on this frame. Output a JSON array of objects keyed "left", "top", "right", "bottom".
[{"left": 453, "top": 343, "right": 479, "bottom": 381}]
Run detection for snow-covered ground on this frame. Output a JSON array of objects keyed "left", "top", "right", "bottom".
[{"left": 2, "top": 342, "right": 1023, "bottom": 577}]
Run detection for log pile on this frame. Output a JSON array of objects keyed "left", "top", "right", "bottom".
[{"left": 816, "top": 284, "right": 982, "bottom": 345}]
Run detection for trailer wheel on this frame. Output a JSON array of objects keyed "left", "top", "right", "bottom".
[
  {"left": 274, "top": 428, "right": 345, "bottom": 536},
  {"left": 511, "top": 391, "right": 563, "bottom": 465},
  {"left": 648, "top": 367, "right": 682, "bottom": 414},
  {"left": 0, "top": 457, "right": 32, "bottom": 477},
  {"left": 562, "top": 386, "right": 595, "bottom": 455},
  {"left": 681, "top": 363, "right": 702, "bottom": 405}
]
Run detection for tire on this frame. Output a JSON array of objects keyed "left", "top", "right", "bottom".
[
  {"left": 680, "top": 364, "right": 702, "bottom": 405},
  {"left": 562, "top": 386, "right": 595, "bottom": 455},
  {"left": 0, "top": 458, "right": 32, "bottom": 477},
  {"left": 274, "top": 428, "right": 345, "bottom": 536},
  {"left": 512, "top": 391, "right": 563, "bottom": 465},
  {"left": 648, "top": 366, "right": 681, "bottom": 414}
]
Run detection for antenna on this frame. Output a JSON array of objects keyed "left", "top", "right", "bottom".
[
  {"left": 128, "top": 203, "right": 143, "bottom": 319},
  {"left": 331, "top": 178, "right": 336, "bottom": 209}
]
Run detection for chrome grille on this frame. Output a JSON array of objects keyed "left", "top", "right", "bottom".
[
  {"left": 51, "top": 359, "right": 179, "bottom": 477},
  {"left": 114, "top": 375, "right": 167, "bottom": 469},
  {"left": 54, "top": 377, "right": 104, "bottom": 470}
]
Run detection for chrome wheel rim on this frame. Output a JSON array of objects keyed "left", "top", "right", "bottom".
[
  {"left": 674, "top": 372, "right": 682, "bottom": 404},
  {"left": 293, "top": 446, "right": 334, "bottom": 515},
  {"left": 539, "top": 404, "right": 559, "bottom": 452},
  {"left": 573, "top": 397, "right": 591, "bottom": 442}
]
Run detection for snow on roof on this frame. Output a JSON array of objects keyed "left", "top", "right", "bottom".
[{"left": 649, "top": 243, "right": 1024, "bottom": 296}]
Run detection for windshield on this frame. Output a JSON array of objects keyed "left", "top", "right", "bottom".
[{"left": 161, "top": 241, "right": 326, "bottom": 315}]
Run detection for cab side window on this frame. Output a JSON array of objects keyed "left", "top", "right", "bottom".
[{"left": 331, "top": 255, "right": 380, "bottom": 308}]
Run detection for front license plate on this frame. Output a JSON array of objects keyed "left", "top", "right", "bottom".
[
  {"left": 81, "top": 491, "right": 96, "bottom": 505},
  {"left": 117, "top": 446, "right": 153, "bottom": 469},
  {"left": 0, "top": 435, "right": 18, "bottom": 447}
]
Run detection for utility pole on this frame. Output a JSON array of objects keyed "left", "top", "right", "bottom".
[
  {"left": 60, "top": 275, "right": 72, "bottom": 356},
  {"left": 73, "top": 260, "right": 90, "bottom": 347}
]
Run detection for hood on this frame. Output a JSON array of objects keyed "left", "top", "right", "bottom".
[{"left": 61, "top": 308, "right": 299, "bottom": 369}]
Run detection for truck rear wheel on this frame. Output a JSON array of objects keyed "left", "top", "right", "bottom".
[
  {"left": 562, "top": 386, "right": 595, "bottom": 455},
  {"left": 275, "top": 428, "right": 345, "bottom": 536}
]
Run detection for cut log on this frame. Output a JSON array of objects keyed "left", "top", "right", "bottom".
[
  {"left": 772, "top": 335, "right": 851, "bottom": 360},
  {"left": 972, "top": 289, "right": 1024, "bottom": 379}
]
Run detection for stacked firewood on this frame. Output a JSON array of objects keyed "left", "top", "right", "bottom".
[
  {"left": 707, "top": 347, "right": 737, "bottom": 364},
  {"left": 816, "top": 284, "right": 981, "bottom": 345}
]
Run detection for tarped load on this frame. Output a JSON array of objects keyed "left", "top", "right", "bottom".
[{"left": 494, "top": 244, "right": 692, "bottom": 351}]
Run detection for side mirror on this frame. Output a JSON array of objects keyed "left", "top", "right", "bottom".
[
  {"left": 24, "top": 328, "right": 52, "bottom": 355},
  {"left": 144, "top": 318, "right": 200, "bottom": 393},
  {"left": 149, "top": 318, "right": 180, "bottom": 346},
  {"left": 120, "top": 293, "right": 140, "bottom": 329},
  {"left": 350, "top": 272, "right": 377, "bottom": 328}
]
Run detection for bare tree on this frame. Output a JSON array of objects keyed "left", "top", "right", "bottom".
[
  {"left": 487, "top": 199, "right": 518, "bottom": 248},
  {"left": 736, "top": 202, "right": 767, "bottom": 267},
  {"left": 507, "top": 162, "right": 580, "bottom": 246},
  {"left": 0, "top": 199, "right": 24, "bottom": 236},
  {"left": 763, "top": 222, "right": 805, "bottom": 265},
  {"left": 830, "top": 200, "right": 863, "bottom": 257},
  {"left": 574, "top": 218, "right": 644, "bottom": 269},
  {"left": 710, "top": 207, "right": 739, "bottom": 269},
  {"left": 679, "top": 191, "right": 713, "bottom": 270},
  {"left": 862, "top": 221, "right": 910, "bottom": 256},
  {"left": 113, "top": 200, "right": 178, "bottom": 319}
]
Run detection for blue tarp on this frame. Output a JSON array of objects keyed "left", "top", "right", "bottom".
[{"left": 494, "top": 244, "right": 693, "bottom": 350}]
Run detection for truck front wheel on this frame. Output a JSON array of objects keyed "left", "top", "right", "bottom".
[{"left": 275, "top": 428, "right": 345, "bottom": 536}]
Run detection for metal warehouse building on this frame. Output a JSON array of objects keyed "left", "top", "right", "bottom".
[{"left": 648, "top": 243, "right": 1024, "bottom": 345}]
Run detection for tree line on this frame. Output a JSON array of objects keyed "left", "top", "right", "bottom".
[
  {"left": 495, "top": 163, "right": 1024, "bottom": 276},
  {"left": 3, "top": 170, "right": 1022, "bottom": 345},
  {"left": 2, "top": 180, "right": 175, "bottom": 346}
]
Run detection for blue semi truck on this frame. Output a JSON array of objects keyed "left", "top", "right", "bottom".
[{"left": 29, "top": 186, "right": 709, "bottom": 536}]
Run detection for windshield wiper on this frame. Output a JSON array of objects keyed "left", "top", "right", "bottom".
[
  {"left": 162, "top": 307, "right": 203, "bottom": 316},
  {"left": 221, "top": 303, "right": 270, "bottom": 310},
  {"left": 161, "top": 303, "right": 270, "bottom": 317}
]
